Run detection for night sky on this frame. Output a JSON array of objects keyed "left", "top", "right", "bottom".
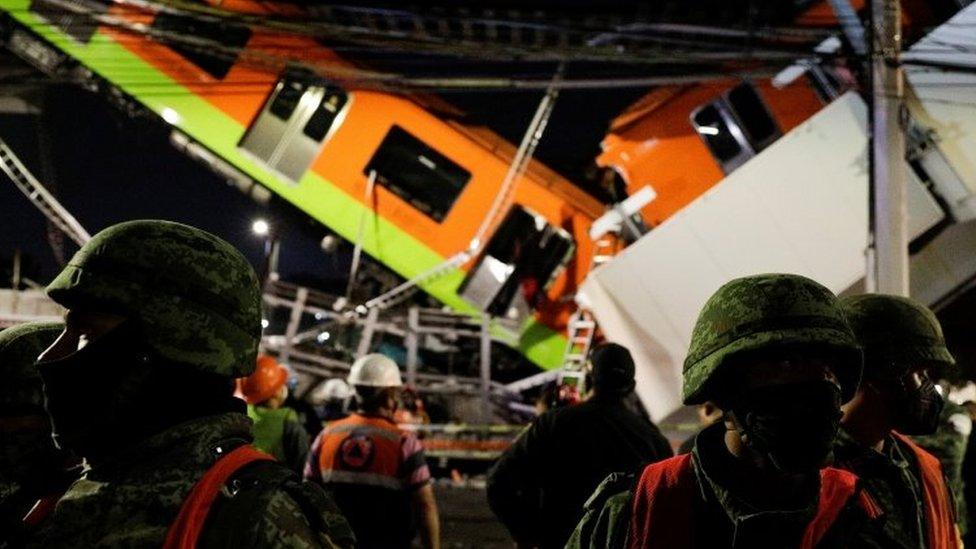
[{"left": 0, "top": 52, "right": 645, "bottom": 290}]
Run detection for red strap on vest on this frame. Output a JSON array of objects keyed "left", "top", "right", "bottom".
[
  {"left": 892, "top": 432, "right": 960, "bottom": 549},
  {"left": 162, "top": 445, "right": 275, "bottom": 549},
  {"left": 629, "top": 457, "right": 870, "bottom": 548},
  {"left": 22, "top": 494, "right": 63, "bottom": 528},
  {"left": 627, "top": 454, "right": 697, "bottom": 549},
  {"left": 801, "top": 467, "right": 860, "bottom": 547}
]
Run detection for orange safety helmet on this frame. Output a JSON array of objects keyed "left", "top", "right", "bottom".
[{"left": 239, "top": 354, "right": 288, "bottom": 405}]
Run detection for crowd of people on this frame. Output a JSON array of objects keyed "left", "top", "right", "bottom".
[{"left": 0, "top": 219, "right": 973, "bottom": 548}]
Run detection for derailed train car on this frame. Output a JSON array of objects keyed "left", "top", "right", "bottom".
[{"left": 0, "top": 0, "right": 607, "bottom": 369}]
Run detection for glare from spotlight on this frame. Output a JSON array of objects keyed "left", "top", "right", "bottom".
[
  {"left": 261, "top": 318, "right": 270, "bottom": 329},
  {"left": 252, "top": 219, "right": 270, "bottom": 236},
  {"left": 317, "top": 332, "right": 331, "bottom": 343}
]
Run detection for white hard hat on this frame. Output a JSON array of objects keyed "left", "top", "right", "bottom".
[
  {"left": 347, "top": 353, "right": 403, "bottom": 388},
  {"left": 309, "top": 378, "right": 355, "bottom": 406}
]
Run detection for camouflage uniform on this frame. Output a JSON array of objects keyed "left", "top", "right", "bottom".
[
  {"left": 25, "top": 220, "right": 354, "bottom": 548},
  {"left": 0, "top": 322, "right": 80, "bottom": 546},
  {"left": 833, "top": 294, "right": 960, "bottom": 548},
  {"left": 568, "top": 274, "right": 873, "bottom": 548},
  {"left": 26, "top": 413, "right": 352, "bottom": 548},
  {"left": 913, "top": 400, "right": 971, "bottom": 535}
]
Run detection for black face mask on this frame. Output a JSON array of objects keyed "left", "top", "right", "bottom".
[
  {"left": 730, "top": 380, "right": 842, "bottom": 474},
  {"left": 36, "top": 320, "right": 152, "bottom": 455},
  {"left": 887, "top": 375, "right": 945, "bottom": 436}
]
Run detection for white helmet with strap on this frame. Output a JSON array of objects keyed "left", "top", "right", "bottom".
[{"left": 347, "top": 353, "right": 403, "bottom": 388}]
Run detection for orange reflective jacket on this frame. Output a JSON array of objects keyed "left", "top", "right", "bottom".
[
  {"left": 627, "top": 454, "right": 880, "bottom": 549},
  {"left": 892, "top": 432, "right": 961, "bottom": 549},
  {"left": 316, "top": 414, "right": 406, "bottom": 491}
]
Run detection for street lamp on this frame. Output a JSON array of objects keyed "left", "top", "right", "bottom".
[
  {"left": 251, "top": 218, "right": 279, "bottom": 284},
  {"left": 252, "top": 219, "right": 270, "bottom": 236}
]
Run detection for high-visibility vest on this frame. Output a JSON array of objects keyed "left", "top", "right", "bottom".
[
  {"left": 247, "top": 404, "right": 298, "bottom": 462},
  {"left": 316, "top": 414, "right": 406, "bottom": 491},
  {"left": 892, "top": 432, "right": 962, "bottom": 549},
  {"left": 627, "top": 453, "right": 881, "bottom": 549}
]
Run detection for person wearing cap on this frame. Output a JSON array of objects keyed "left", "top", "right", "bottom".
[
  {"left": 238, "top": 354, "right": 310, "bottom": 473},
  {"left": 304, "top": 353, "right": 440, "bottom": 549},
  {"left": 487, "top": 342, "right": 673, "bottom": 549},
  {"left": 567, "top": 274, "right": 883, "bottom": 549},
  {"left": 833, "top": 294, "right": 963, "bottom": 548}
]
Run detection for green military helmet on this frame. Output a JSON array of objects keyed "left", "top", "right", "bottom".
[
  {"left": 840, "top": 293, "right": 954, "bottom": 378},
  {"left": 46, "top": 220, "right": 262, "bottom": 377},
  {"left": 0, "top": 321, "right": 63, "bottom": 413},
  {"left": 683, "top": 273, "right": 862, "bottom": 405}
]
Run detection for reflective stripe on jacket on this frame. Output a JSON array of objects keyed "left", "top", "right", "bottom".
[{"left": 316, "top": 414, "right": 405, "bottom": 490}]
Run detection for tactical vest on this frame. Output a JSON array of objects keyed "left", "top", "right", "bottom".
[
  {"left": 892, "top": 432, "right": 961, "bottom": 549},
  {"left": 627, "top": 454, "right": 881, "bottom": 549},
  {"left": 23, "top": 445, "right": 276, "bottom": 548},
  {"left": 316, "top": 414, "right": 406, "bottom": 490},
  {"left": 247, "top": 405, "right": 297, "bottom": 462}
]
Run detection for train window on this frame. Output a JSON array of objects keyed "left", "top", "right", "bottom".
[
  {"left": 691, "top": 104, "right": 745, "bottom": 165},
  {"left": 29, "top": 0, "right": 111, "bottom": 44},
  {"left": 302, "top": 89, "right": 349, "bottom": 141},
  {"left": 270, "top": 80, "right": 308, "bottom": 120},
  {"left": 459, "top": 206, "right": 575, "bottom": 319},
  {"left": 239, "top": 73, "right": 350, "bottom": 184},
  {"left": 150, "top": 13, "right": 251, "bottom": 80},
  {"left": 726, "top": 83, "right": 781, "bottom": 151},
  {"left": 364, "top": 126, "right": 471, "bottom": 223}
]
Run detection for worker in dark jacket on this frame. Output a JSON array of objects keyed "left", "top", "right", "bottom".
[{"left": 486, "top": 343, "right": 672, "bottom": 549}]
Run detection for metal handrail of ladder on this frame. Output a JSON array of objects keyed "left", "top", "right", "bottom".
[{"left": 0, "top": 137, "right": 91, "bottom": 246}]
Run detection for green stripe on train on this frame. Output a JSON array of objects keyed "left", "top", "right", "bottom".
[{"left": 0, "top": 0, "right": 568, "bottom": 368}]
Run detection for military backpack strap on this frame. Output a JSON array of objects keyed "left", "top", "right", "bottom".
[
  {"left": 163, "top": 444, "right": 275, "bottom": 549},
  {"left": 21, "top": 494, "right": 63, "bottom": 529}
]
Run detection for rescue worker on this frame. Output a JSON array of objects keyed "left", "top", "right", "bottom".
[
  {"left": 833, "top": 294, "right": 963, "bottom": 548},
  {"left": 0, "top": 322, "right": 81, "bottom": 546},
  {"left": 487, "top": 342, "right": 673, "bottom": 549},
  {"left": 308, "top": 378, "right": 354, "bottom": 424},
  {"left": 25, "top": 220, "right": 354, "bottom": 548},
  {"left": 568, "top": 274, "right": 881, "bottom": 548},
  {"left": 239, "top": 354, "right": 310, "bottom": 473},
  {"left": 305, "top": 353, "right": 440, "bottom": 549}
]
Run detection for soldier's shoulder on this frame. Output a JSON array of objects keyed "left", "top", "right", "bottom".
[
  {"left": 584, "top": 471, "right": 636, "bottom": 511},
  {"left": 565, "top": 471, "right": 636, "bottom": 549},
  {"left": 202, "top": 461, "right": 354, "bottom": 548}
]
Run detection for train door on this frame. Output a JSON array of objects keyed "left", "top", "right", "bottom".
[
  {"left": 239, "top": 71, "right": 349, "bottom": 183},
  {"left": 459, "top": 206, "right": 575, "bottom": 320}
]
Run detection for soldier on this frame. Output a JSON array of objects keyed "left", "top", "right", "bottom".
[
  {"left": 24, "top": 220, "right": 354, "bottom": 548},
  {"left": 0, "top": 322, "right": 81, "bottom": 546},
  {"left": 568, "top": 274, "right": 881, "bottom": 548},
  {"left": 913, "top": 397, "right": 972, "bottom": 537},
  {"left": 833, "top": 294, "right": 962, "bottom": 548}
]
